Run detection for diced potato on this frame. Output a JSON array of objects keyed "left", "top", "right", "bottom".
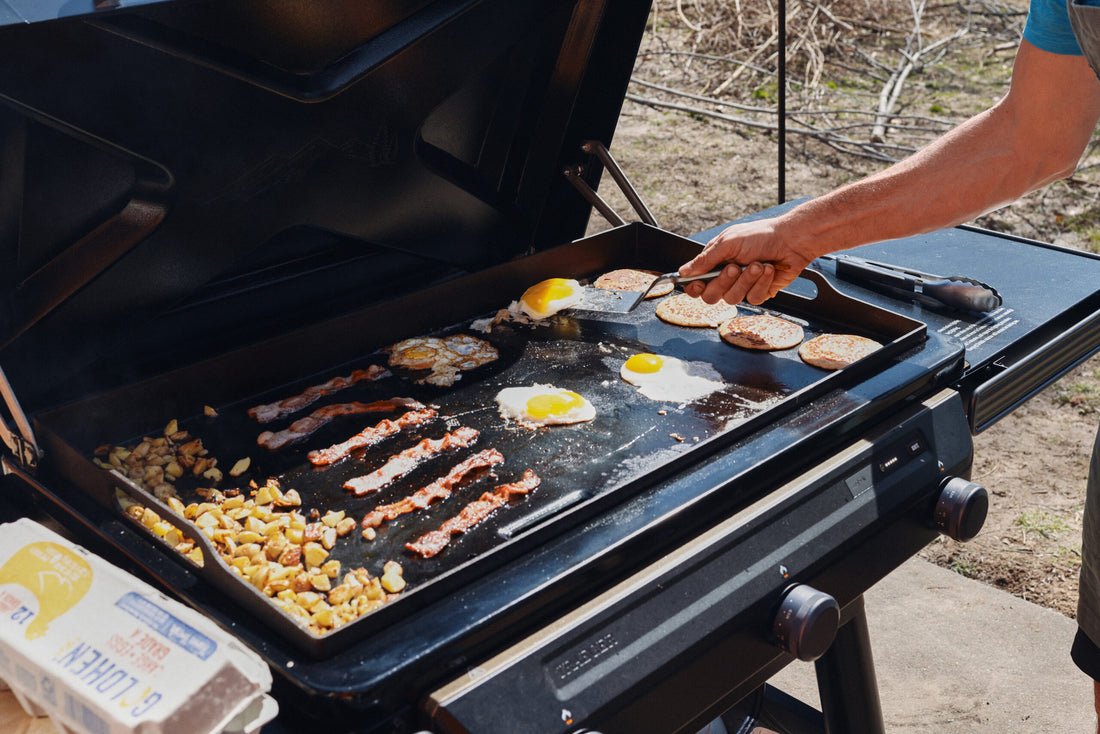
[
  {"left": 320, "top": 510, "right": 345, "bottom": 528},
  {"left": 236, "top": 530, "right": 264, "bottom": 545},
  {"left": 277, "top": 545, "right": 301, "bottom": 567},
  {"left": 328, "top": 584, "right": 353, "bottom": 606},
  {"left": 302, "top": 542, "right": 328, "bottom": 570},
  {"left": 312, "top": 607, "right": 334, "bottom": 629},
  {"left": 275, "top": 489, "right": 301, "bottom": 507},
  {"left": 381, "top": 572, "right": 406, "bottom": 593},
  {"left": 229, "top": 457, "right": 251, "bottom": 477},
  {"left": 163, "top": 527, "right": 182, "bottom": 547},
  {"left": 222, "top": 496, "right": 245, "bottom": 511}
]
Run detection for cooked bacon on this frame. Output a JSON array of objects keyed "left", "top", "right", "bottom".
[
  {"left": 306, "top": 408, "right": 438, "bottom": 466},
  {"left": 361, "top": 449, "right": 505, "bottom": 529},
  {"left": 248, "top": 365, "right": 391, "bottom": 423},
  {"left": 257, "top": 398, "right": 425, "bottom": 451},
  {"left": 405, "top": 470, "right": 540, "bottom": 558},
  {"left": 343, "top": 426, "right": 480, "bottom": 495}
]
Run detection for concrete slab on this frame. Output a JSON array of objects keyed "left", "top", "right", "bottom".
[{"left": 768, "top": 557, "right": 1095, "bottom": 732}]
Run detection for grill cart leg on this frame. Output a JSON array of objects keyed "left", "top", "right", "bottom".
[{"left": 813, "top": 596, "right": 885, "bottom": 734}]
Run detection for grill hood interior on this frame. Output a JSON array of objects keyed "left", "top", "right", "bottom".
[{"left": 0, "top": 0, "right": 652, "bottom": 412}]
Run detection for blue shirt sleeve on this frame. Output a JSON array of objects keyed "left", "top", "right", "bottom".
[{"left": 1024, "top": 0, "right": 1083, "bottom": 54}]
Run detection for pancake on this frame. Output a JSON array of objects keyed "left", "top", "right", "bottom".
[
  {"left": 656, "top": 293, "right": 739, "bottom": 328},
  {"left": 798, "top": 333, "right": 883, "bottom": 370},
  {"left": 719, "top": 313, "right": 804, "bottom": 350},
  {"left": 593, "top": 268, "right": 674, "bottom": 298}
]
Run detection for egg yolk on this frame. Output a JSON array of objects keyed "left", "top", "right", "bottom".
[
  {"left": 521, "top": 278, "right": 576, "bottom": 313},
  {"left": 526, "top": 391, "right": 585, "bottom": 418},
  {"left": 624, "top": 353, "right": 664, "bottom": 374}
]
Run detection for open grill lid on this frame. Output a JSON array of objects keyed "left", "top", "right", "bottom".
[{"left": 0, "top": 0, "right": 651, "bottom": 414}]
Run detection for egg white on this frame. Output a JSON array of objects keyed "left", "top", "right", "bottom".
[
  {"left": 517, "top": 278, "right": 583, "bottom": 320},
  {"left": 620, "top": 353, "right": 725, "bottom": 403},
  {"left": 496, "top": 384, "right": 596, "bottom": 428}
]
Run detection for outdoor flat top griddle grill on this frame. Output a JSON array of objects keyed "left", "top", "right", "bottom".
[{"left": 1, "top": 3, "right": 1099, "bottom": 734}]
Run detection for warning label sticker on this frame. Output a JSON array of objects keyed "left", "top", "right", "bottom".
[{"left": 937, "top": 307, "right": 1020, "bottom": 350}]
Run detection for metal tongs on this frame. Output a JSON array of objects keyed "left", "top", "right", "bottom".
[{"left": 821, "top": 254, "right": 1003, "bottom": 312}]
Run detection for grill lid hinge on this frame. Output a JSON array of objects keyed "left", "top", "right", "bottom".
[
  {"left": 0, "top": 364, "right": 40, "bottom": 471},
  {"left": 564, "top": 139, "right": 659, "bottom": 229}
]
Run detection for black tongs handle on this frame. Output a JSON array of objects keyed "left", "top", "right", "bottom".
[
  {"left": 920, "top": 278, "right": 1002, "bottom": 312},
  {"left": 831, "top": 255, "right": 1002, "bottom": 312}
]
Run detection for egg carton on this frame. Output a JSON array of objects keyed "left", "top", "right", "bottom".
[{"left": 0, "top": 518, "right": 278, "bottom": 734}]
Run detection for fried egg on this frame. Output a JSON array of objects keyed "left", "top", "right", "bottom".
[
  {"left": 620, "top": 352, "right": 725, "bottom": 403},
  {"left": 496, "top": 384, "right": 596, "bottom": 428},
  {"left": 518, "top": 278, "right": 583, "bottom": 320},
  {"left": 388, "top": 334, "right": 498, "bottom": 386}
]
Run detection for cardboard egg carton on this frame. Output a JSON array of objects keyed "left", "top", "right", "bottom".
[{"left": 0, "top": 518, "right": 277, "bottom": 734}]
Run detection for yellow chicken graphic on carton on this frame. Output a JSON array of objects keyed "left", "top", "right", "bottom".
[{"left": 0, "top": 541, "right": 93, "bottom": 639}]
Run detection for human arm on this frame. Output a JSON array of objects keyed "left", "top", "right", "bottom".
[{"left": 681, "top": 39, "right": 1100, "bottom": 305}]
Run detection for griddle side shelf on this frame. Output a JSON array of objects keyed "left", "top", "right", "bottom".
[{"left": 964, "top": 305, "right": 1100, "bottom": 432}]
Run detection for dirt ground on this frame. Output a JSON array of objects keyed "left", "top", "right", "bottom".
[{"left": 587, "top": 0, "right": 1100, "bottom": 620}]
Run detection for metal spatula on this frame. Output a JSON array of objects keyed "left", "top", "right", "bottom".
[{"left": 574, "top": 270, "right": 723, "bottom": 314}]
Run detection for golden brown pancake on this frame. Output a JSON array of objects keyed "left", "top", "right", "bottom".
[
  {"left": 719, "top": 314, "right": 804, "bottom": 350},
  {"left": 656, "top": 293, "right": 739, "bottom": 327},
  {"left": 798, "top": 333, "right": 882, "bottom": 369},
  {"left": 593, "top": 268, "right": 674, "bottom": 298}
]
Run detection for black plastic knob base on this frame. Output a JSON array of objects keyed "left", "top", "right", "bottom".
[
  {"left": 933, "top": 476, "right": 988, "bottom": 542},
  {"left": 771, "top": 583, "right": 840, "bottom": 662}
]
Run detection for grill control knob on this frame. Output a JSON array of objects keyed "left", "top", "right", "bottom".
[
  {"left": 771, "top": 584, "right": 840, "bottom": 662},
  {"left": 932, "top": 477, "right": 988, "bottom": 542}
]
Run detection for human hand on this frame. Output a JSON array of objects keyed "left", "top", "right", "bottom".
[{"left": 678, "top": 216, "right": 817, "bottom": 305}]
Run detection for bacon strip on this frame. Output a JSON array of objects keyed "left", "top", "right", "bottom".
[
  {"left": 248, "top": 365, "right": 391, "bottom": 423},
  {"left": 257, "top": 398, "right": 425, "bottom": 451},
  {"left": 343, "top": 426, "right": 480, "bottom": 495},
  {"left": 360, "top": 448, "right": 505, "bottom": 529},
  {"left": 306, "top": 408, "right": 438, "bottom": 466},
  {"left": 405, "top": 470, "right": 540, "bottom": 558}
]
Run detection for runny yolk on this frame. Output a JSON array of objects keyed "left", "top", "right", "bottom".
[
  {"left": 624, "top": 353, "right": 664, "bottom": 374},
  {"left": 526, "top": 391, "right": 585, "bottom": 418},
  {"left": 521, "top": 278, "right": 575, "bottom": 313}
]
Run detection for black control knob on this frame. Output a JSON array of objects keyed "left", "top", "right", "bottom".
[
  {"left": 932, "top": 476, "right": 988, "bottom": 542},
  {"left": 771, "top": 584, "right": 840, "bottom": 662}
]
